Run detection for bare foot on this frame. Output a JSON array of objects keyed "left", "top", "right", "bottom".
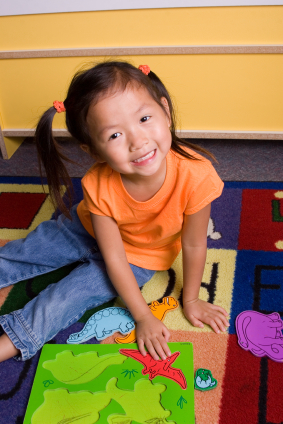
[{"left": 0, "top": 333, "right": 20, "bottom": 362}]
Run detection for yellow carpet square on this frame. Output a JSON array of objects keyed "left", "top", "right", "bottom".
[{"left": 118, "top": 248, "right": 237, "bottom": 332}]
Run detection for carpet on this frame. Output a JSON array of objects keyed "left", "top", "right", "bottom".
[{"left": 0, "top": 176, "right": 283, "bottom": 424}]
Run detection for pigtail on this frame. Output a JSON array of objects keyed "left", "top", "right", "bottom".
[{"left": 35, "top": 107, "right": 74, "bottom": 219}]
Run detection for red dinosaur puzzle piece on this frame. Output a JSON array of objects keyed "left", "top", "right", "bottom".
[{"left": 119, "top": 348, "right": 187, "bottom": 389}]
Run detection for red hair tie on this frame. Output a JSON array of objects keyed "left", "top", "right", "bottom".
[
  {"left": 53, "top": 101, "right": 66, "bottom": 113},
  {"left": 138, "top": 65, "right": 150, "bottom": 75}
]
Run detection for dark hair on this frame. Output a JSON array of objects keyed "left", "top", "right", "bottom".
[{"left": 35, "top": 61, "right": 215, "bottom": 218}]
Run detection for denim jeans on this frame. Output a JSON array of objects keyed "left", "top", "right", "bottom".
[{"left": 0, "top": 205, "right": 155, "bottom": 361}]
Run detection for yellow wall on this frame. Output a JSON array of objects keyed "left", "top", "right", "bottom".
[
  {"left": 0, "top": 54, "right": 282, "bottom": 132},
  {"left": 1, "top": 6, "right": 283, "bottom": 49},
  {"left": 0, "top": 6, "right": 282, "bottom": 157}
]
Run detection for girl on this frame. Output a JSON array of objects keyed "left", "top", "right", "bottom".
[{"left": 0, "top": 61, "right": 229, "bottom": 363}]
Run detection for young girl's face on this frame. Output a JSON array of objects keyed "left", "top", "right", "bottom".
[{"left": 85, "top": 85, "right": 172, "bottom": 181}]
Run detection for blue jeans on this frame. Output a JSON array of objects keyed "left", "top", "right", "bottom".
[{"left": 0, "top": 205, "right": 155, "bottom": 361}]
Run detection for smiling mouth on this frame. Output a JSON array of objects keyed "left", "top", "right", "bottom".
[{"left": 132, "top": 150, "right": 156, "bottom": 163}]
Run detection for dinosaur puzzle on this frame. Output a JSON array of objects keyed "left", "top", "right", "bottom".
[{"left": 23, "top": 343, "right": 195, "bottom": 424}]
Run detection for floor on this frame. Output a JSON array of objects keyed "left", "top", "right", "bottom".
[{"left": 0, "top": 137, "right": 282, "bottom": 181}]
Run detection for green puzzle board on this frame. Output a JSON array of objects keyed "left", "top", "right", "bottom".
[{"left": 23, "top": 342, "right": 195, "bottom": 424}]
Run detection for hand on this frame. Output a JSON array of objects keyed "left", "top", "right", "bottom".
[
  {"left": 135, "top": 312, "right": 171, "bottom": 361},
  {"left": 183, "top": 298, "right": 229, "bottom": 333}
]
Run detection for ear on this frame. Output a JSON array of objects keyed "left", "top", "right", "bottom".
[
  {"left": 80, "top": 144, "right": 105, "bottom": 163},
  {"left": 160, "top": 97, "right": 171, "bottom": 127}
]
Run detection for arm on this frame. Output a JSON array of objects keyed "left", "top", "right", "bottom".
[
  {"left": 181, "top": 203, "right": 229, "bottom": 333},
  {"left": 90, "top": 213, "right": 171, "bottom": 360}
]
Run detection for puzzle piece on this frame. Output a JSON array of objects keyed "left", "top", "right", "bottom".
[
  {"left": 43, "top": 350, "right": 126, "bottom": 384},
  {"left": 106, "top": 377, "right": 175, "bottom": 424},
  {"left": 236, "top": 310, "right": 283, "bottom": 362},
  {"left": 67, "top": 307, "right": 135, "bottom": 343},
  {"left": 119, "top": 349, "right": 187, "bottom": 389},
  {"left": 194, "top": 369, "right": 217, "bottom": 391},
  {"left": 31, "top": 388, "right": 111, "bottom": 424}
]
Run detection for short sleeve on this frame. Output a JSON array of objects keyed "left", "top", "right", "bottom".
[
  {"left": 184, "top": 161, "right": 224, "bottom": 215},
  {"left": 81, "top": 170, "right": 112, "bottom": 217}
]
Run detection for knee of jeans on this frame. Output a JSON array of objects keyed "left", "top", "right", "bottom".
[{"left": 131, "top": 268, "right": 155, "bottom": 287}]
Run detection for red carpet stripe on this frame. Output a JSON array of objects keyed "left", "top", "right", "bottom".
[{"left": 219, "top": 335, "right": 261, "bottom": 424}]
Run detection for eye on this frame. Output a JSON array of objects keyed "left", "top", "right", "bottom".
[
  {"left": 109, "top": 132, "right": 121, "bottom": 140},
  {"left": 140, "top": 116, "right": 150, "bottom": 123}
]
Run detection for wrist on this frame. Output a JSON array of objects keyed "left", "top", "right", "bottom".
[
  {"left": 183, "top": 297, "right": 199, "bottom": 305},
  {"left": 132, "top": 308, "right": 153, "bottom": 323}
]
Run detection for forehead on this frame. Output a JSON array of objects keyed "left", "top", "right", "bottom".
[
  {"left": 98, "top": 84, "right": 154, "bottom": 107},
  {"left": 87, "top": 85, "right": 158, "bottom": 122}
]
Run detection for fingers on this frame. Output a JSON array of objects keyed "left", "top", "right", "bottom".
[
  {"left": 213, "top": 304, "right": 229, "bottom": 317},
  {"left": 189, "top": 313, "right": 226, "bottom": 333},
  {"left": 208, "top": 316, "right": 227, "bottom": 334},
  {"left": 186, "top": 304, "right": 230, "bottom": 333},
  {"left": 142, "top": 335, "right": 172, "bottom": 361},
  {"left": 162, "top": 326, "right": 171, "bottom": 343},
  {"left": 187, "top": 314, "right": 204, "bottom": 329},
  {"left": 138, "top": 339, "right": 166, "bottom": 361},
  {"left": 201, "top": 310, "right": 230, "bottom": 333},
  {"left": 137, "top": 327, "right": 171, "bottom": 361},
  {"left": 211, "top": 305, "right": 230, "bottom": 325},
  {"left": 205, "top": 308, "right": 230, "bottom": 332},
  {"left": 146, "top": 338, "right": 171, "bottom": 361},
  {"left": 192, "top": 315, "right": 227, "bottom": 333},
  {"left": 137, "top": 339, "right": 147, "bottom": 357},
  {"left": 214, "top": 308, "right": 230, "bottom": 328}
]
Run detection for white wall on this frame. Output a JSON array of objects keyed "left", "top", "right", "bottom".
[{"left": 1, "top": 0, "right": 283, "bottom": 17}]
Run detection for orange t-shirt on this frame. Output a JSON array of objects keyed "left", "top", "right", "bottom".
[{"left": 77, "top": 148, "right": 224, "bottom": 270}]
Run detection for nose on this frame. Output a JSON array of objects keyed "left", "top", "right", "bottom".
[{"left": 129, "top": 131, "right": 149, "bottom": 152}]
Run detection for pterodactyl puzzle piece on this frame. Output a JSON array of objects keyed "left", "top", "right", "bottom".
[{"left": 119, "top": 348, "right": 187, "bottom": 389}]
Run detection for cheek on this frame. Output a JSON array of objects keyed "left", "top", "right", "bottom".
[
  {"left": 104, "top": 145, "right": 126, "bottom": 164},
  {"left": 152, "top": 120, "right": 170, "bottom": 140},
  {"left": 159, "top": 125, "right": 172, "bottom": 147}
]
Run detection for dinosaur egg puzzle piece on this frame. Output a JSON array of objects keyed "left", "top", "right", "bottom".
[
  {"left": 67, "top": 307, "right": 135, "bottom": 343},
  {"left": 235, "top": 310, "right": 283, "bottom": 362},
  {"left": 194, "top": 369, "right": 217, "bottom": 391}
]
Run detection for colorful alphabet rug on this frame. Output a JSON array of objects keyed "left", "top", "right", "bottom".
[{"left": 0, "top": 177, "right": 283, "bottom": 424}]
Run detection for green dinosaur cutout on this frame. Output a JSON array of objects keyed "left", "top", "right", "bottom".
[
  {"left": 31, "top": 388, "right": 111, "bottom": 424},
  {"left": 43, "top": 350, "right": 126, "bottom": 384},
  {"left": 106, "top": 377, "right": 176, "bottom": 424}
]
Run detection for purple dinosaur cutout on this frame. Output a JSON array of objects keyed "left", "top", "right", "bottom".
[{"left": 236, "top": 311, "right": 283, "bottom": 362}]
